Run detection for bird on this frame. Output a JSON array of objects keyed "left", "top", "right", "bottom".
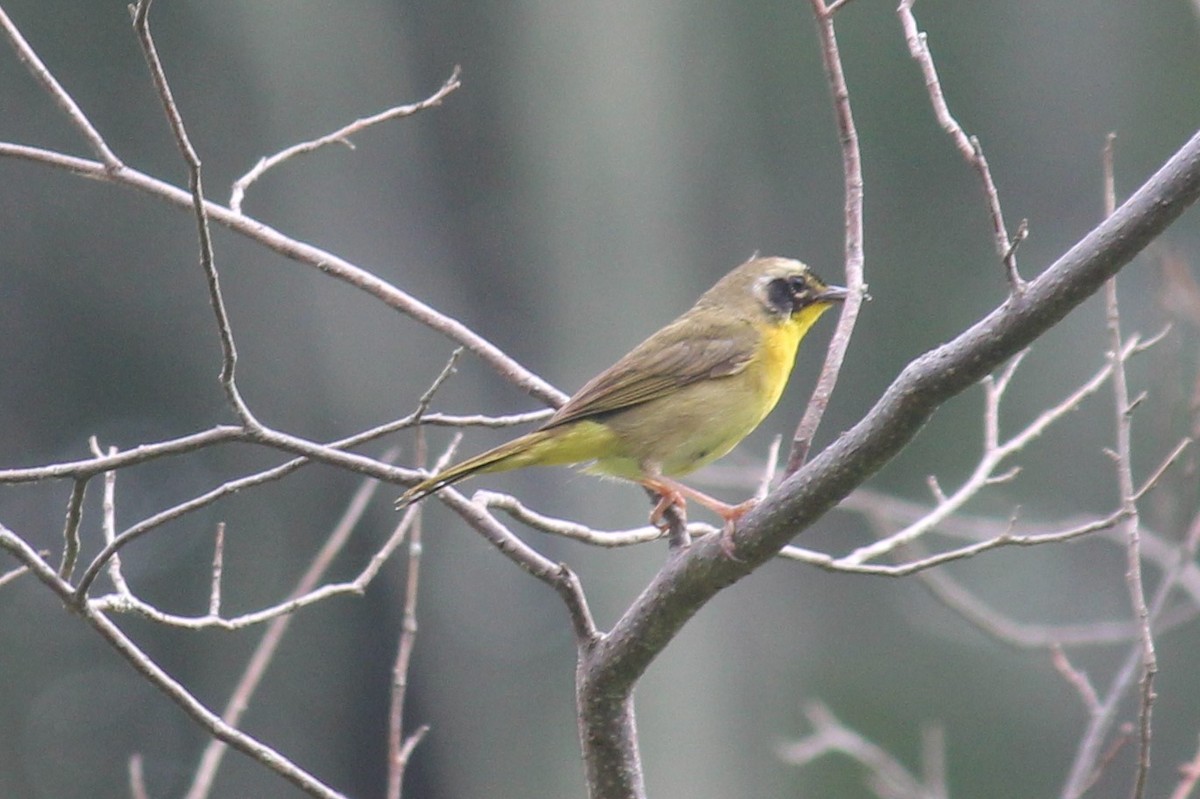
[{"left": 397, "top": 256, "right": 848, "bottom": 542}]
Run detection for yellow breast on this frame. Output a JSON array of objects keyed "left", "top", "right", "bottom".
[{"left": 754, "top": 314, "right": 807, "bottom": 418}]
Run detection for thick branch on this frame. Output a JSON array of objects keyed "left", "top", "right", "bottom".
[
  {"left": 577, "top": 681, "right": 644, "bottom": 799},
  {"left": 578, "top": 128, "right": 1200, "bottom": 770}
]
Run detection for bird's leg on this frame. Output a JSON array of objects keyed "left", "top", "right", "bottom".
[
  {"left": 641, "top": 477, "right": 689, "bottom": 543},
  {"left": 641, "top": 475, "right": 756, "bottom": 557},
  {"left": 649, "top": 488, "right": 685, "bottom": 529}
]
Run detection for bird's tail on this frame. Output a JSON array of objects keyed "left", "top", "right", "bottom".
[{"left": 395, "top": 428, "right": 559, "bottom": 508}]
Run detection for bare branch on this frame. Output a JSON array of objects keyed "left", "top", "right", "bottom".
[
  {"left": 1133, "top": 437, "right": 1193, "bottom": 501},
  {"left": 0, "top": 5, "right": 121, "bottom": 166},
  {"left": 579, "top": 129, "right": 1200, "bottom": 798},
  {"left": 835, "top": 488, "right": 1200, "bottom": 605},
  {"left": 917, "top": 551, "right": 1200, "bottom": 651},
  {"left": 1100, "top": 133, "right": 1156, "bottom": 799},
  {"left": 780, "top": 702, "right": 941, "bottom": 799},
  {"left": 183, "top": 456, "right": 402, "bottom": 799},
  {"left": 94, "top": 452, "right": 409, "bottom": 633},
  {"left": 388, "top": 433, "right": 427, "bottom": 799},
  {"left": 474, "top": 490, "right": 675, "bottom": 547},
  {"left": 58, "top": 476, "right": 87, "bottom": 578},
  {"left": 787, "top": 0, "right": 867, "bottom": 473},
  {"left": 842, "top": 341, "right": 1135, "bottom": 567},
  {"left": 0, "top": 426, "right": 245, "bottom": 484},
  {"left": 0, "top": 524, "right": 348, "bottom": 799},
  {"left": 128, "top": 753, "right": 148, "bottom": 799},
  {"left": 0, "top": 142, "right": 566, "bottom": 407},
  {"left": 73, "top": 424, "right": 418, "bottom": 598},
  {"left": 208, "top": 523, "right": 225, "bottom": 617},
  {"left": 430, "top": 487, "right": 598, "bottom": 643},
  {"left": 415, "top": 408, "right": 553, "bottom": 429},
  {"left": 98, "top": 444, "right": 133, "bottom": 598},
  {"left": 392, "top": 725, "right": 430, "bottom": 795},
  {"left": 413, "top": 347, "right": 466, "bottom": 421},
  {"left": 898, "top": 0, "right": 1025, "bottom": 292},
  {"left": 919, "top": 724, "right": 947, "bottom": 799},
  {"left": 1073, "top": 726, "right": 1136, "bottom": 799},
  {"left": 132, "top": 0, "right": 253, "bottom": 428},
  {"left": 1170, "top": 734, "right": 1200, "bottom": 799},
  {"left": 231, "top": 66, "right": 462, "bottom": 213},
  {"left": 756, "top": 435, "right": 783, "bottom": 501},
  {"left": 438, "top": 489, "right": 594, "bottom": 625},
  {"left": 779, "top": 509, "right": 1126, "bottom": 578},
  {"left": 1051, "top": 646, "right": 1101, "bottom": 714},
  {"left": 1061, "top": 517, "right": 1198, "bottom": 798},
  {"left": 72, "top": 347, "right": 471, "bottom": 599},
  {"left": 0, "top": 564, "right": 30, "bottom": 589}
]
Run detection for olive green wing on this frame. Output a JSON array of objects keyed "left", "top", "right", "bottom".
[{"left": 545, "top": 313, "right": 760, "bottom": 428}]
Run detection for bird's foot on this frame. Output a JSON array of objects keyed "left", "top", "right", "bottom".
[
  {"left": 715, "top": 499, "right": 756, "bottom": 560},
  {"left": 649, "top": 487, "right": 684, "bottom": 529}
]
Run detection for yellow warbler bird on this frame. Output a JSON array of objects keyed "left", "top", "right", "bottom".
[{"left": 397, "top": 256, "right": 847, "bottom": 533}]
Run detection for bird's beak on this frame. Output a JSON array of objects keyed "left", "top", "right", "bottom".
[{"left": 817, "top": 284, "right": 850, "bottom": 303}]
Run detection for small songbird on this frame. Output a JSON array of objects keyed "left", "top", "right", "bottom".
[{"left": 397, "top": 256, "right": 848, "bottom": 536}]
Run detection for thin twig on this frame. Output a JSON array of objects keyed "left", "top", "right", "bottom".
[
  {"left": 1100, "top": 131, "right": 1157, "bottom": 799},
  {"left": 1059, "top": 506, "right": 1200, "bottom": 797},
  {"left": 1076, "top": 726, "right": 1136, "bottom": 799},
  {"left": 93, "top": 451, "right": 406, "bottom": 633},
  {"left": 74, "top": 352, "right": 476, "bottom": 598},
  {"left": 0, "top": 142, "right": 566, "bottom": 407},
  {"left": 1171, "top": 520, "right": 1200, "bottom": 796},
  {"left": 786, "top": 0, "right": 867, "bottom": 474},
  {"left": 1169, "top": 734, "right": 1200, "bottom": 799},
  {"left": 438, "top": 487, "right": 597, "bottom": 642},
  {"left": 0, "top": 524, "right": 347, "bottom": 799},
  {"left": 231, "top": 66, "right": 462, "bottom": 213},
  {"left": 756, "top": 435, "right": 783, "bottom": 501},
  {"left": 182, "top": 452, "right": 404, "bottom": 799},
  {"left": 0, "top": 425, "right": 244, "bottom": 484},
  {"left": 74, "top": 426, "right": 413, "bottom": 598},
  {"left": 437, "top": 487, "right": 569, "bottom": 581},
  {"left": 898, "top": 0, "right": 1026, "bottom": 292},
  {"left": 780, "top": 702, "right": 937, "bottom": 799},
  {"left": 0, "top": 5, "right": 122, "bottom": 167},
  {"left": 208, "top": 523, "right": 225, "bottom": 617},
  {"left": 1060, "top": 519, "right": 1192, "bottom": 798},
  {"left": 1133, "top": 437, "right": 1192, "bottom": 501},
  {"left": 387, "top": 432, "right": 427, "bottom": 799},
  {"left": 781, "top": 509, "right": 1126, "bottom": 576},
  {"left": 98, "top": 444, "right": 133, "bottom": 598},
  {"left": 926, "top": 562, "right": 1199, "bottom": 651},
  {"left": 842, "top": 340, "right": 1139, "bottom": 567},
  {"left": 474, "top": 490, "right": 676, "bottom": 547},
  {"left": 59, "top": 476, "right": 87, "bottom": 578},
  {"left": 834, "top": 487, "right": 1200, "bottom": 607},
  {"left": 15, "top": 359, "right": 518, "bottom": 601},
  {"left": 920, "top": 724, "right": 948, "bottom": 799},
  {"left": 132, "top": 0, "right": 253, "bottom": 427},
  {"left": 0, "top": 564, "right": 31, "bottom": 588},
  {"left": 128, "top": 753, "right": 149, "bottom": 799},
  {"left": 394, "top": 725, "right": 430, "bottom": 790},
  {"left": 413, "top": 347, "right": 465, "bottom": 421},
  {"left": 1051, "top": 646, "right": 1101, "bottom": 714}
]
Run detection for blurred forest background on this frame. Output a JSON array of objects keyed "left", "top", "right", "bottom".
[{"left": 2, "top": 1, "right": 1200, "bottom": 797}]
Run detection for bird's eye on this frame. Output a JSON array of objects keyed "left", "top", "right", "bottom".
[
  {"left": 788, "top": 275, "right": 810, "bottom": 297},
  {"left": 764, "top": 277, "right": 796, "bottom": 316}
]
